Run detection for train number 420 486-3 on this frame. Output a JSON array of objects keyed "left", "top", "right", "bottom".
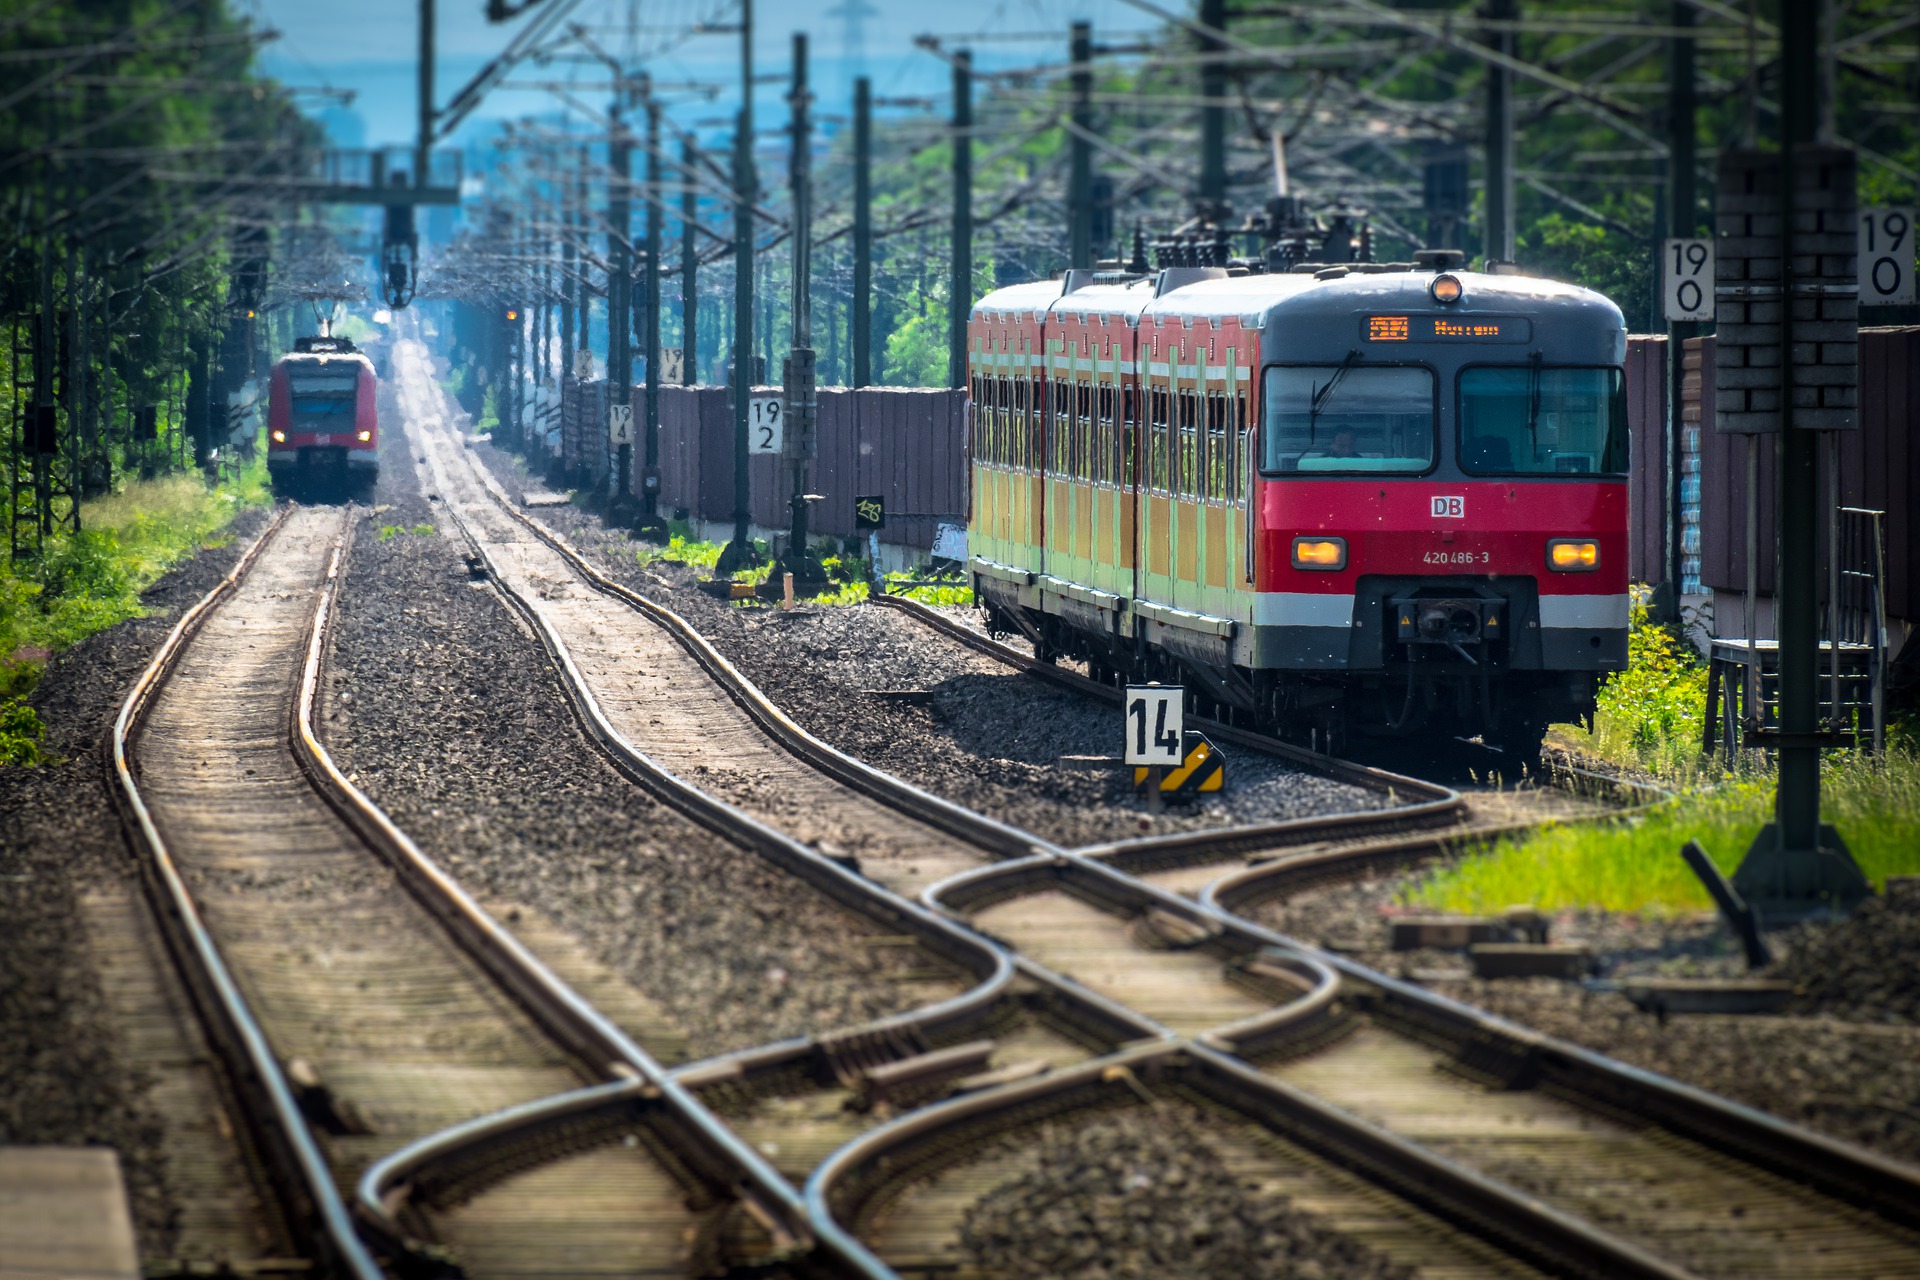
[{"left": 1423, "top": 549, "right": 1489, "bottom": 565}]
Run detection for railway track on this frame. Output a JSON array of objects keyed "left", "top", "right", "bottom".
[
  {"left": 107, "top": 500, "right": 875, "bottom": 1278},
  {"left": 394, "top": 335, "right": 1920, "bottom": 1277}
]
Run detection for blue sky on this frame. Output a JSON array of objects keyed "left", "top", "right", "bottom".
[{"left": 245, "top": 0, "right": 1156, "bottom": 150}]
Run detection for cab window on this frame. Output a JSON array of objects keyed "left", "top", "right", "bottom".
[
  {"left": 1457, "top": 365, "right": 1628, "bottom": 475},
  {"left": 1262, "top": 365, "right": 1435, "bottom": 474}
]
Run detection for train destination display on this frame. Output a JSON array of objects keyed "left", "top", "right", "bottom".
[{"left": 1364, "top": 314, "right": 1531, "bottom": 342}]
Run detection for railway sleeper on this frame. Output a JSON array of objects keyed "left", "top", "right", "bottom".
[{"left": 848, "top": 1039, "right": 999, "bottom": 1113}]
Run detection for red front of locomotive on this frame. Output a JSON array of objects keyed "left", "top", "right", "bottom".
[
  {"left": 1245, "top": 271, "right": 1630, "bottom": 747},
  {"left": 267, "top": 346, "right": 379, "bottom": 479}
]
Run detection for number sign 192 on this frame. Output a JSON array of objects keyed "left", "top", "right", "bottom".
[
  {"left": 1663, "top": 238, "right": 1714, "bottom": 323},
  {"left": 747, "top": 395, "right": 784, "bottom": 454},
  {"left": 1124, "top": 685, "right": 1184, "bottom": 767},
  {"left": 1860, "top": 208, "right": 1917, "bottom": 306}
]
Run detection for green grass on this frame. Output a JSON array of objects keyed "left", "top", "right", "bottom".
[
  {"left": 377, "top": 523, "right": 436, "bottom": 541},
  {"left": 635, "top": 533, "right": 723, "bottom": 571},
  {"left": 635, "top": 536, "right": 975, "bottom": 609},
  {"left": 1403, "top": 583, "right": 1920, "bottom": 915},
  {"left": 1555, "top": 586, "right": 1710, "bottom": 775},
  {"left": 0, "top": 453, "right": 272, "bottom": 766},
  {"left": 1409, "top": 750, "right": 1920, "bottom": 916},
  {"left": 476, "top": 386, "right": 501, "bottom": 435}
]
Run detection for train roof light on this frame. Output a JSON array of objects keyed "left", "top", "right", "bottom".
[{"left": 1429, "top": 274, "right": 1464, "bottom": 304}]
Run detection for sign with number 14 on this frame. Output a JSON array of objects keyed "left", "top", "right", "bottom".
[{"left": 1124, "top": 685, "right": 1184, "bottom": 767}]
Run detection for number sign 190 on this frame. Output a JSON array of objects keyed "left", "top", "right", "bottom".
[
  {"left": 1124, "top": 685, "right": 1184, "bottom": 767},
  {"left": 1860, "top": 208, "right": 1917, "bottom": 306},
  {"left": 747, "top": 396, "right": 784, "bottom": 454},
  {"left": 1663, "top": 238, "right": 1714, "bottom": 323}
]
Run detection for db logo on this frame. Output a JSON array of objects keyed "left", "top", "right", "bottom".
[{"left": 1431, "top": 495, "right": 1466, "bottom": 519}]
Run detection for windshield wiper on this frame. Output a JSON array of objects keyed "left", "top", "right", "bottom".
[
  {"left": 1307, "top": 348, "right": 1362, "bottom": 442},
  {"left": 1524, "top": 350, "right": 1543, "bottom": 449}
]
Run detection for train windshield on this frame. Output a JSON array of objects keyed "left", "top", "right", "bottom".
[
  {"left": 1457, "top": 366, "right": 1627, "bottom": 475},
  {"left": 287, "top": 366, "right": 358, "bottom": 426},
  {"left": 1262, "top": 365, "right": 1435, "bottom": 474}
]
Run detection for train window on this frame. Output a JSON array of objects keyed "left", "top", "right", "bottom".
[
  {"left": 1096, "top": 384, "right": 1116, "bottom": 486},
  {"left": 1009, "top": 378, "right": 1025, "bottom": 470},
  {"left": 983, "top": 378, "right": 996, "bottom": 466},
  {"left": 1148, "top": 386, "right": 1170, "bottom": 491},
  {"left": 1176, "top": 392, "right": 1199, "bottom": 497},
  {"left": 287, "top": 367, "right": 358, "bottom": 426},
  {"left": 1262, "top": 365, "right": 1435, "bottom": 474},
  {"left": 1123, "top": 386, "right": 1138, "bottom": 489},
  {"left": 1032, "top": 379, "right": 1046, "bottom": 471},
  {"left": 1457, "top": 366, "right": 1628, "bottom": 476},
  {"left": 1235, "top": 393, "right": 1249, "bottom": 498},
  {"left": 1076, "top": 382, "right": 1094, "bottom": 481},
  {"left": 1008, "top": 381, "right": 1020, "bottom": 468},
  {"left": 1204, "top": 393, "right": 1229, "bottom": 499}
]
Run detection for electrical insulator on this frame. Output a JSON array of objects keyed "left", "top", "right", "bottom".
[{"left": 381, "top": 201, "right": 417, "bottom": 309}]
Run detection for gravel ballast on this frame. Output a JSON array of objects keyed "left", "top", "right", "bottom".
[
  {"left": 468, "top": 444, "right": 1920, "bottom": 1168},
  {"left": 0, "top": 503, "right": 269, "bottom": 1251},
  {"left": 1250, "top": 873, "right": 1920, "bottom": 1165},
  {"left": 322, "top": 379, "right": 963, "bottom": 1061},
  {"left": 958, "top": 1106, "right": 1414, "bottom": 1280},
  {"left": 469, "top": 445, "right": 1392, "bottom": 848}
]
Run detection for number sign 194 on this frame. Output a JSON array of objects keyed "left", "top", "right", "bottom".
[
  {"left": 1124, "top": 685, "right": 1184, "bottom": 767},
  {"left": 1860, "top": 208, "right": 1916, "bottom": 306},
  {"left": 1663, "top": 238, "right": 1714, "bottom": 323},
  {"left": 747, "top": 395, "right": 784, "bottom": 454}
]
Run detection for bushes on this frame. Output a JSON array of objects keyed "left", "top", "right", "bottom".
[
  {"left": 1411, "top": 583, "right": 1919, "bottom": 914},
  {"left": 0, "top": 461, "right": 270, "bottom": 767},
  {"left": 1409, "top": 749, "right": 1920, "bottom": 915},
  {"left": 1560, "top": 589, "right": 1709, "bottom": 774}
]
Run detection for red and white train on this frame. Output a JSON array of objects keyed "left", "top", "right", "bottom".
[
  {"left": 966, "top": 256, "right": 1629, "bottom": 756},
  {"left": 267, "top": 334, "right": 379, "bottom": 488}
]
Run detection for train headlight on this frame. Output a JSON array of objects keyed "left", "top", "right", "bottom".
[
  {"left": 1429, "top": 273, "right": 1464, "bottom": 304},
  {"left": 1292, "top": 537, "right": 1348, "bottom": 570},
  {"left": 357, "top": 430, "right": 372, "bottom": 442},
  {"left": 1547, "top": 538, "right": 1599, "bottom": 571},
  {"left": 271, "top": 429, "right": 285, "bottom": 443}
]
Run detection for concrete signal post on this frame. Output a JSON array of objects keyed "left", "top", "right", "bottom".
[
  {"left": 715, "top": 0, "right": 761, "bottom": 578},
  {"left": 781, "top": 34, "right": 827, "bottom": 590},
  {"left": 1702, "top": 0, "right": 1871, "bottom": 923}
]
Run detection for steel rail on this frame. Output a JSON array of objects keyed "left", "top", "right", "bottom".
[
  {"left": 1196, "top": 880, "right": 1920, "bottom": 1233},
  {"left": 433, "top": 428, "right": 1920, "bottom": 1258},
  {"left": 435, "top": 464, "right": 1018, "bottom": 1044},
  {"left": 807, "top": 1040, "right": 1701, "bottom": 1280},
  {"left": 875, "top": 588, "right": 1671, "bottom": 878},
  {"left": 916, "top": 811, "right": 1920, "bottom": 1235},
  {"left": 290, "top": 512, "right": 881, "bottom": 1276},
  {"left": 106, "top": 504, "right": 384, "bottom": 1280},
  {"left": 481, "top": 465, "right": 1460, "bottom": 876},
  {"left": 869, "top": 589, "right": 1484, "bottom": 869},
  {"left": 434, "top": 456, "right": 1717, "bottom": 1278}
]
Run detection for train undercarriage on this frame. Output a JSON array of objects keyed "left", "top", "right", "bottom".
[{"left": 980, "top": 587, "right": 1601, "bottom": 761}]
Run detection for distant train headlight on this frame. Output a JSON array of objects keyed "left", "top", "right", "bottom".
[
  {"left": 1292, "top": 537, "right": 1348, "bottom": 570},
  {"left": 357, "top": 430, "right": 372, "bottom": 442},
  {"left": 1429, "top": 273, "right": 1463, "bottom": 304},
  {"left": 271, "top": 429, "right": 285, "bottom": 443},
  {"left": 1547, "top": 538, "right": 1599, "bottom": 571}
]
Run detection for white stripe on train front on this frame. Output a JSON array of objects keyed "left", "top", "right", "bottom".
[
  {"left": 1538, "top": 594, "right": 1630, "bottom": 629},
  {"left": 1251, "top": 592, "right": 1357, "bottom": 628}
]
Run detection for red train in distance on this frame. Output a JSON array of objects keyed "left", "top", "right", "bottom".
[
  {"left": 966, "top": 254, "right": 1629, "bottom": 759},
  {"left": 267, "top": 333, "right": 379, "bottom": 489}
]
